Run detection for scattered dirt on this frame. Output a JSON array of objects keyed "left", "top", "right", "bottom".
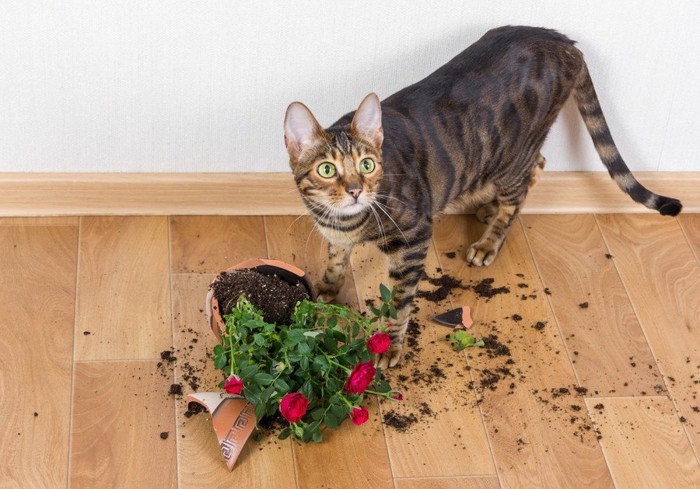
[
  {"left": 578, "top": 302, "right": 589, "bottom": 309},
  {"left": 383, "top": 410, "right": 418, "bottom": 431},
  {"left": 160, "top": 432, "right": 169, "bottom": 440},
  {"left": 211, "top": 269, "right": 310, "bottom": 325},
  {"left": 472, "top": 278, "right": 510, "bottom": 300},
  {"left": 169, "top": 384, "right": 183, "bottom": 396},
  {"left": 416, "top": 275, "right": 469, "bottom": 302},
  {"left": 184, "top": 402, "right": 206, "bottom": 418}
]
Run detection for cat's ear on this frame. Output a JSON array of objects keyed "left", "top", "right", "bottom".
[
  {"left": 284, "top": 102, "right": 324, "bottom": 162},
  {"left": 351, "top": 93, "right": 383, "bottom": 148}
]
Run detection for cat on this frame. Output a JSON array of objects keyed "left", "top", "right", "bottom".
[{"left": 283, "top": 25, "right": 682, "bottom": 369}]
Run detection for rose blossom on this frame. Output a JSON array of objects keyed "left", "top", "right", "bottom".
[
  {"left": 350, "top": 406, "right": 369, "bottom": 425},
  {"left": 224, "top": 375, "right": 244, "bottom": 395},
  {"left": 280, "top": 392, "right": 309, "bottom": 423},
  {"left": 390, "top": 391, "right": 404, "bottom": 401},
  {"left": 366, "top": 333, "right": 391, "bottom": 354},
  {"left": 344, "top": 361, "right": 376, "bottom": 394}
]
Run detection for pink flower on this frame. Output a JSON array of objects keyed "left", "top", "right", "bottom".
[
  {"left": 350, "top": 406, "right": 369, "bottom": 425},
  {"left": 344, "top": 361, "right": 376, "bottom": 395},
  {"left": 280, "top": 392, "right": 309, "bottom": 423},
  {"left": 366, "top": 333, "right": 391, "bottom": 354},
  {"left": 390, "top": 391, "right": 404, "bottom": 401},
  {"left": 224, "top": 375, "right": 244, "bottom": 395}
]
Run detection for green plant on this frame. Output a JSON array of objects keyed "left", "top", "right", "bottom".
[
  {"left": 446, "top": 330, "right": 485, "bottom": 351},
  {"left": 211, "top": 284, "right": 401, "bottom": 443}
]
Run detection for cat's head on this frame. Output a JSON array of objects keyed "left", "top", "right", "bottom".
[{"left": 283, "top": 93, "right": 383, "bottom": 217}]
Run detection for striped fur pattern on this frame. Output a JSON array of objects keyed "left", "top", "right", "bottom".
[{"left": 284, "top": 26, "right": 682, "bottom": 368}]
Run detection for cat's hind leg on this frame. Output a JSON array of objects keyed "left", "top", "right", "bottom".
[{"left": 467, "top": 154, "right": 546, "bottom": 266}]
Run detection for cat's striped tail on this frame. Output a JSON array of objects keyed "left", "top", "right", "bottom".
[{"left": 574, "top": 64, "right": 682, "bottom": 216}]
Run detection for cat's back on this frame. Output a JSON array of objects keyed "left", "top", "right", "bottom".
[{"left": 383, "top": 25, "right": 580, "bottom": 108}]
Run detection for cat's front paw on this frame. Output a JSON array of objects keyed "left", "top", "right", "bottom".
[
  {"left": 314, "top": 281, "right": 339, "bottom": 303},
  {"left": 467, "top": 242, "right": 498, "bottom": 267},
  {"left": 375, "top": 343, "right": 403, "bottom": 369}
]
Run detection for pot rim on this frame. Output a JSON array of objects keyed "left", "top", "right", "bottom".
[{"left": 206, "top": 258, "right": 315, "bottom": 341}]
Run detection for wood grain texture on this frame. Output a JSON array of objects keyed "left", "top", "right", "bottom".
[
  {"left": 585, "top": 397, "right": 700, "bottom": 488},
  {"left": 75, "top": 216, "right": 172, "bottom": 360},
  {"left": 596, "top": 215, "right": 700, "bottom": 447},
  {"left": 679, "top": 214, "right": 700, "bottom": 264},
  {"left": 350, "top": 241, "right": 496, "bottom": 478},
  {"left": 171, "top": 273, "right": 297, "bottom": 488},
  {"left": 434, "top": 215, "right": 614, "bottom": 488},
  {"left": 69, "top": 361, "right": 177, "bottom": 488},
  {"left": 0, "top": 172, "right": 697, "bottom": 216},
  {"left": 169, "top": 216, "right": 268, "bottom": 273},
  {"left": 264, "top": 215, "right": 359, "bottom": 307},
  {"left": 264, "top": 216, "right": 392, "bottom": 489},
  {"left": 0, "top": 216, "right": 79, "bottom": 225},
  {"left": 0, "top": 225, "right": 77, "bottom": 488},
  {"left": 396, "top": 477, "right": 500, "bottom": 489},
  {"left": 521, "top": 214, "right": 662, "bottom": 396}
]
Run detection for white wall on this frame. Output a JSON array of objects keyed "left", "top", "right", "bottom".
[{"left": 0, "top": 0, "right": 698, "bottom": 172}]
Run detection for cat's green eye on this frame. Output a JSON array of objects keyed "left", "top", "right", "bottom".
[
  {"left": 317, "top": 162, "right": 337, "bottom": 178},
  {"left": 360, "top": 158, "right": 375, "bottom": 174}
]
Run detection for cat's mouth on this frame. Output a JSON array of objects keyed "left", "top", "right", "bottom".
[{"left": 335, "top": 201, "right": 367, "bottom": 216}]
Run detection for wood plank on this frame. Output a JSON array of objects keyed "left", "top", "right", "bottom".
[
  {"left": 0, "top": 172, "right": 697, "bottom": 216},
  {"left": 169, "top": 216, "right": 268, "bottom": 273},
  {"left": 75, "top": 216, "right": 172, "bottom": 360},
  {"left": 680, "top": 214, "right": 700, "bottom": 264},
  {"left": 396, "top": 477, "right": 500, "bottom": 489},
  {"left": 350, "top": 241, "right": 496, "bottom": 478},
  {"left": 171, "top": 273, "right": 297, "bottom": 488},
  {"left": 596, "top": 214, "right": 700, "bottom": 447},
  {"left": 69, "top": 361, "right": 177, "bottom": 488},
  {"left": 585, "top": 397, "right": 700, "bottom": 488},
  {"left": 264, "top": 215, "right": 359, "bottom": 307},
  {"left": 264, "top": 216, "right": 393, "bottom": 489},
  {"left": 0, "top": 226, "right": 77, "bottom": 487},
  {"left": 0, "top": 216, "right": 79, "bottom": 226},
  {"left": 521, "top": 214, "right": 662, "bottom": 396},
  {"left": 434, "top": 215, "right": 614, "bottom": 488}
]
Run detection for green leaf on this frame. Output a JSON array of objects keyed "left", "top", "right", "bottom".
[
  {"left": 300, "top": 380, "right": 313, "bottom": 400},
  {"left": 278, "top": 427, "right": 292, "bottom": 440},
  {"left": 303, "top": 329, "right": 324, "bottom": 338},
  {"left": 300, "top": 356, "right": 309, "bottom": 371},
  {"left": 310, "top": 408, "right": 325, "bottom": 421},
  {"left": 254, "top": 402, "right": 266, "bottom": 420},
  {"left": 313, "top": 430, "right": 323, "bottom": 443},
  {"left": 273, "top": 378, "right": 290, "bottom": 394},
  {"left": 379, "top": 283, "right": 391, "bottom": 303},
  {"left": 253, "top": 372, "right": 274, "bottom": 385},
  {"left": 324, "top": 411, "right": 339, "bottom": 429},
  {"left": 213, "top": 354, "right": 227, "bottom": 370}
]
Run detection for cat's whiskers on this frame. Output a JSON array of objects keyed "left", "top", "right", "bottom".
[
  {"left": 373, "top": 200, "right": 408, "bottom": 245},
  {"left": 368, "top": 203, "right": 387, "bottom": 246}
]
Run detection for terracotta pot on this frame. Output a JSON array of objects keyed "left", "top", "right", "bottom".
[
  {"left": 184, "top": 393, "right": 256, "bottom": 471},
  {"left": 205, "top": 257, "right": 315, "bottom": 342}
]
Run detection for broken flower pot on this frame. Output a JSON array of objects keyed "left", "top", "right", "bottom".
[
  {"left": 197, "top": 258, "right": 315, "bottom": 471},
  {"left": 206, "top": 257, "right": 315, "bottom": 342}
]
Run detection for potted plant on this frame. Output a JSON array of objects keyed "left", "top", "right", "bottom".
[{"left": 188, "top": 258, "right": 401, "bottom": 471}]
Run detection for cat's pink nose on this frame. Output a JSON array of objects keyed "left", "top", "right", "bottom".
[{"left": 348, "top": 187, "right": 363, "bottom": 199}]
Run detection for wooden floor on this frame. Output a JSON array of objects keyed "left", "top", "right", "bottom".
[{"left": 1, "top": 213, "right": 699, "bottom": 488}]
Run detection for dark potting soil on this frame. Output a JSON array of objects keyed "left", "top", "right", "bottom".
[
  {"left": 212, "top": 269, "right": 310, "bottom": 325},
  {"left": 472, "top": 278, "right": 510, "bottom": 299},
  {"left": 184, "top": 402, "right": 206, "bottom": 418},
  {"left": 383, "top": 410, "right": 418, "bottom": 431},
  {"left": 416, "top": 275, "right": 468, "bottom": 302}
]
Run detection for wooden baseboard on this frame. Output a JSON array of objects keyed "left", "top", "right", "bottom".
[{"left": 0, "top": 171, "right": 697, "bottom": 216}]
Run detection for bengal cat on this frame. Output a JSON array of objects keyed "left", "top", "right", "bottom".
[{"left": 283, "top": 26, "right": 682, "bottom": 369}]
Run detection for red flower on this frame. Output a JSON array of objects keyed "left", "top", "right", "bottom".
[
  {"left": 350, "top": 406, "right": 369, "bottom": 425},
  {"left": 280, "top": 392, "right": 309, "bottom": 423},
  {"left": 390, "top": 391, "right": 403, "bottom": 401},
  {"left": 224, "top": 375, "right": 244, "bottom": 395},
  {"left": 344, "top": 361, "right": 376, "bottom": 394},
  {"left": 366, "top": 332, "right": 391, "bottom": 354}
]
